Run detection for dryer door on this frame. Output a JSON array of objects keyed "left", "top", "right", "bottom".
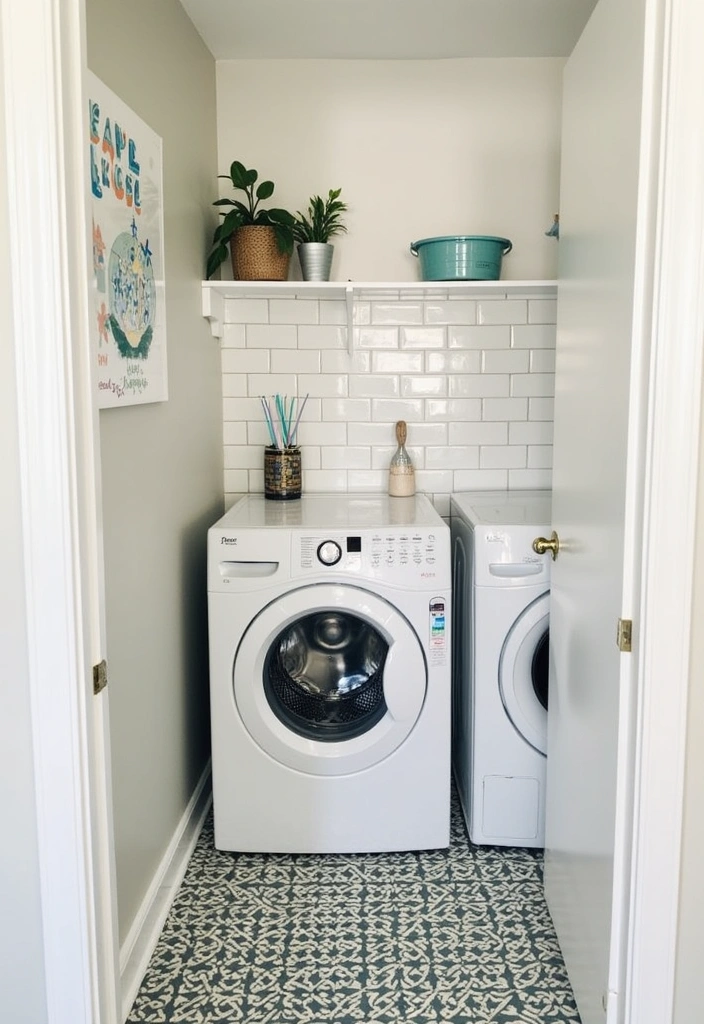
[
  {"left": 233, "top": 583, "right": 427, "bottom": 776},
  {"left": 498, "top": 591, "right": 549, "bottom": 755}
]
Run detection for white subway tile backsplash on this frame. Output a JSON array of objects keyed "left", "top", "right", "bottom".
[
  {"left": 401, "top": 375, "right": 447, "bottom": 398},
  {"left": 319, "top": 300, "right": 347, "bottom": 325},
  {"left": 449, "top": 422, "right": 508, "bottom": 445},
  {"left": 529, "top": 349, "right": 556, "bottom": 373},
  {"left": 449, "top": 325, "right": 511, "bottom": 350},
  {"left": 222, "top": 349, "right": 269, "bottom": 373},
  {"left": 348, "top": 470, "right": 387, "bottom": 491},
  {"left": 425, "top": 446, "right": 479, "bottom": 470},
  {"left": 372, "top": 351, "right": 423, "bottom": 374},
  {"left": 217, "top": 288, "right": 556, "bottom": 502},
  {"left": 224, "top": 298, "right": 268, "bottom": 323},
  {"left": 371, "top": 302, "right": 423, "bottom": 325},
  {"left": 322, "top": 398, "right": 371, "bottom": 421},
  {"left": 482, "top": 350, "right": 529, "bottom": 374},
  {"left": 271, "top": 350, "right": 321, "bottom": 374},
  {"left": 528, "top": 397, "right": 555, "bottom": 420},
  {"left": 297, "top": 421, "right": 347, "bottom": 446},
  {"left": 400, "top": 327, "right": 446, "bottom": 349},
  {"left": 304, "top": 469, "right": 348, "bottom": 491},
  {"left": 224, "top": 469, "right": 249, "bottom": 492},
  {"left": 299, "top": 325, "right": 347, "bottom": 349},
  {"left": 247, "top": 324, "right": 297, "bottom": 349},
  {"left": 322, "top": 350, "right": 371, "bottom": 373},
  {"left": 477, "top": 300, "right": 527, "bottom": 325},
  {"left": 482, "top": 397, "right": 529, "bottom": 421},
  {"left": 450, "top": 374, "right": 509, "bottom": 398},
  {"left": 528, "top": 445, "right": 553, "bottom": 469},
  {"left": 426, "top": 351, "right": 481, "bottom": 374},
  {"left": 248, "top": 373, "right": 297, "bottom": 397},
  {"left": 480, "top": 446, "right": 527, "bottom": 470},
  {"left": 425, "top": 300, "right": 477, "bottom": 325},
  {"left": 453, "top": 468, "right": 508, "bottom": 490},
  {"left": 356, "top": 327, "right": 399, "bottom": 350},
  {"left": 426, "top": 399, "right": 482, "bottom": 421},
  {"left": 512, "top": 324, "right": 556, "bottom": 349},
  {"left": 508, "top": 421, "right": 554, "bottom": 445},
  {"left": 269, "top": 299, "right": 319, "bottom": 324},
  {"left": 222, "top": 374, "right": 247, "bottom": 397},
  {"left": 371, "top": 398, "right": 425, "bottom": 422},
  {"left": 508, "top": 468, "right": 553, "bottom": 489},
  {"left": 415, "top": 469, "right": 454, "bottom": 493},
  {"left": 511, "top": 373, "right": 555, "bottom": 397},
  {"left": 528, "top": 299, "right": 557, "bottom": 324},
  {"left": 297, "top": 374, "right": 348, "bottom": 398},
  {"left": 322, "top": 447, "right": 371, "bottom": 470},
  {"left": 222, "top": 323, "right": 246, "bottom": 348},
  {"left": 223, "top": 421, "right": 247, "bottom": 445},
  {"left": 350, "top": 375, "right": 400, "bottom": 398},
  {"left": 224, "top": 445, "right": 262, "bottom": 470}
]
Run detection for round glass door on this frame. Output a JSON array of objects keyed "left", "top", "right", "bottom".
[
  {"left": 233, "top": 583, "right": 427, "bottom": 776},
  {"left": 264, "top": 611, "right": 388, "bottom": 741},
  {"left": 498, "top": 591, "right": 550, "bottom": 755}
]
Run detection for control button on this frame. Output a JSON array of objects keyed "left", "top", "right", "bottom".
[{"left": 317, "top": 540, "right": 342, "bottom": 566}]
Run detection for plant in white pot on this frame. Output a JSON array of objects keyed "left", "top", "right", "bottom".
[
  {"left": 293, "top": 188, "right": 348, "bottom": 281},
  {"left": 207, "top": 160, "right": 296, "bottom": 281}
]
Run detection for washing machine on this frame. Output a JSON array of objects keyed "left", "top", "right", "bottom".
[
  {"left": 451, "top": 490, "right": 551, "bottom": 848},
  {"left": 207, "top": 492, "right": 451, "bottom": 853}
]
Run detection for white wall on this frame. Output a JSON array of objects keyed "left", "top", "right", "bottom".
[
  {"left": 215, "top": 58, "right": 564, "bottom": 282},
  {"left": 0, "top": 23, "right": 49, "bottom": 1018},
  {"left": 86, "top": 0, "right": 222, "bottom": 947}
]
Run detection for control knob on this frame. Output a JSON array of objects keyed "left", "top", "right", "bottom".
[{"left": 317, "top": 540, "right": 342, "bottom": 566}]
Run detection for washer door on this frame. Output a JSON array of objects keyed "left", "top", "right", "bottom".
[
  {"left": 234, "top": 584, "right": 427, "bottom": 776},
  {"left": 498, "top": 591, "right": 549, "bottom": 755}
]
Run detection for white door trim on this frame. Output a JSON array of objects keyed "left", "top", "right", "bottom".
[
  {"left": 1, "top": 0, "right": 119, "bottom": 1021},
  {"left": 620, "top": 0, "right": 704, "bottom": 1020}
]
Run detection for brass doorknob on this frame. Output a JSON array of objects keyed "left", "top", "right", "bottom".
[{"left": 533, "top": 531, "right": 560, "bottom": 560}]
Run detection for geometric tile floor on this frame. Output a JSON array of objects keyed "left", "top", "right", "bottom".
[{"left": 127, "top": 795, "right": 581, "bottom": 1024}]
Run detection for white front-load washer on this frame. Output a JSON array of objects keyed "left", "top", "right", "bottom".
[
  {"left": 451, "top": 490, "right": 551, "bottom": 847},
  {"left": 207, "top": 493, "right": 451, "bottom": 853}
]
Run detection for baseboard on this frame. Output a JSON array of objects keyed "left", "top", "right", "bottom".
[{"left": 119, "top": 761, "right": 212, "bottom": 1022}]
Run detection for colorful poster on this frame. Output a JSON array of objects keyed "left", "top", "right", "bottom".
[{"left": 88, "top": 72, "right": 168, "bottom": 408}]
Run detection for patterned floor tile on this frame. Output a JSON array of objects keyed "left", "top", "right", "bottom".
[{"left": 127, "top": 799, "right": 580, "bottom": 1024}]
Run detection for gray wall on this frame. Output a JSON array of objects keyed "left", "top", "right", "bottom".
[
  {"left": 86, "top": 0, "right": 222, "bottom": 943},
  {"left": 0, "top": 21, "right": 49, "bottom": 1020}
]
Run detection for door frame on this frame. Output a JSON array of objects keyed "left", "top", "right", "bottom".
[
  {"left": 1, "top": 0, "right": 120, "bottom": 1021},
  {"left": 3, "top": 0, "right": 702, "bottom": 1022}
]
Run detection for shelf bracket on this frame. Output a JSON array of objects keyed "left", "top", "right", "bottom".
[{"left": 345, "top": 283, "right": 354, "bottom": 356}]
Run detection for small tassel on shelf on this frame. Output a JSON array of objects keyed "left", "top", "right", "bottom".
[{"left": 545, "top": 213, "right": 560, "bottom": 239}]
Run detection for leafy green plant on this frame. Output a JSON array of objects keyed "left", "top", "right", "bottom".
[
  {"left": 294, "top": 188, "right": 348, "bottom": 244},
  {"left": 207, "top": 161, "right": 296, "bottom": 279}
]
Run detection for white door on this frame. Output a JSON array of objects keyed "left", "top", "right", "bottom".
[{"left": 544, "top": 0, "right": 657, "bottom": 1021}]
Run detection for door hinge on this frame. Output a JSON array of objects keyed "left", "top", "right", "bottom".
[
  {"left": 93, "top": 659, "right": 108, "bottom": 695},
  {"left": 617, "top": 618, "right": 632, "bottom": 653}
]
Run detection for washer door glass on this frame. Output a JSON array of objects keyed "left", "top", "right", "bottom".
[
  {"left": 498, "top": 591, "right": 549, "bottom": 755},
  {"left": 264, "top": 611, "right": 388, "bottom": 741},
  {"left": 233, "top": 583, "right": 428, "bottom": 776}
]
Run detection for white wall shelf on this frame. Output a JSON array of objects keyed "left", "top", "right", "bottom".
[{"left": 201, "top": 279, "right": 558, "bottom": 353}]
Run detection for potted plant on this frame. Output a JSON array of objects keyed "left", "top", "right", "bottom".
[
  {"left": 207, "top": 160, "right": 296, "bottom": 281},
  {"left": 293, "top": 188, "right": 348, "bottom": 281}
]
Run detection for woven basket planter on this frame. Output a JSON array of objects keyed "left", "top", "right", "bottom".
[{"left": 230, "top": 225, "right": 290, "bottom": 281}]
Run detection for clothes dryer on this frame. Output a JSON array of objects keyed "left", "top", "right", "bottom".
[
  {"left": 451, "top": 490, "right": 551, "bottom": 847},
  {"left": 207, "top": 493, "right": 451, "bottom": 853}
]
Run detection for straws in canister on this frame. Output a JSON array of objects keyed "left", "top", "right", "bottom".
[{"left": 260, "top": 394, "right": 309, "bottom": 449}]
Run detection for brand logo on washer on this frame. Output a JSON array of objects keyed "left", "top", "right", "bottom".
[{"left": 220, "top": 536, "right": 237, "bottom": 545}]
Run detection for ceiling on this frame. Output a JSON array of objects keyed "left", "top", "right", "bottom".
[{"left": 178, "top": 0, "right": 599, "bottom": 61}]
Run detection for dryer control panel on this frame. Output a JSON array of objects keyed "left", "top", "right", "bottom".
[{"left": 293, "top": 528, "right": 449, "bottom": 587}]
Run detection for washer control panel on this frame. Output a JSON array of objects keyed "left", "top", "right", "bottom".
[{"left": 294, "top": 529, "right": 447, "bottom": 584}]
